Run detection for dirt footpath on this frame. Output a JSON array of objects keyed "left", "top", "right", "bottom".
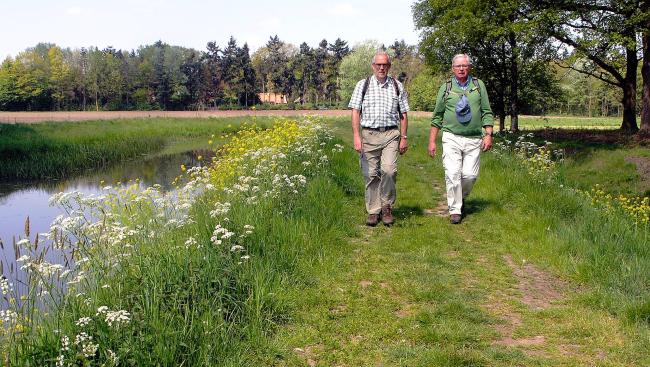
[{"left": 0, "top": 110, "right": 432, "bottom": 124}]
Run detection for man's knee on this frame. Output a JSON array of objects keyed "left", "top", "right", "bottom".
[
  {"left": 368, "top": 167, "right": 382, "bottom": 180},
  {"left": 446, "top": 170, "right": 462, "bottom": 182},
  {"left": 381, "top": 164, "right": 397, "bottom": 178}
]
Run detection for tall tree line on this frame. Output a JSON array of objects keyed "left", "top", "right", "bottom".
[{"left": 0, "top": 36, "right": 350, "bottom": 111}]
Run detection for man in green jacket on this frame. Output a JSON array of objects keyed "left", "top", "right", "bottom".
[{"left": 428, "top": 54, "right": 494, "bottom": 224}]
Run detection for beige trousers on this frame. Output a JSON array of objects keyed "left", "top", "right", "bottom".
[
  {"left": 441, "top": 131, "right": 482, "bottom": 215},
  {"left": 360, "top": 128, "right": 401, "bottom": 214}
]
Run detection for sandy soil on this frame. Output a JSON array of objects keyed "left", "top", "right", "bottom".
[{"left": 0, "top": 110, "right": 432, "bottom": 124}]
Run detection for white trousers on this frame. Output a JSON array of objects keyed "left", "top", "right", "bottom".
[{"left": 441, "top": 131, "right": 482, "bottom": 215}]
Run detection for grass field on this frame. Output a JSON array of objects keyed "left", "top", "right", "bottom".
[
  {"left": 502, "top": 115, "right": 622, "bottom": 130},
  {"left": 2, "top": 116, "right": 649, "bottom": 365}
]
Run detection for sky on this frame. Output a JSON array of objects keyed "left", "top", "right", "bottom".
[{"left": 0, "top": 0, "right": 421, "bottom": 59}]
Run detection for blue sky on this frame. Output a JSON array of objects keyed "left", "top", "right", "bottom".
[{"left": 1, "top": 0, "right": 420, "bottom": 58}]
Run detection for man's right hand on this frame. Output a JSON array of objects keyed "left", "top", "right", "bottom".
[
  {"left": 428, "top": 141, "right": 437, "bottom": 157},
  {"left": 354, "top": 134, "right": 363, "bottom": 153}
]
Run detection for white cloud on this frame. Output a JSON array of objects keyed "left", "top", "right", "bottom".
[
  {"left": 66, "top": 7, "right": 82, "bottom": 15},
  {"left": 328, "top": 3, "right": 356, "bottom": 16}
]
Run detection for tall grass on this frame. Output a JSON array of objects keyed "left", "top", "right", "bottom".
[
  {"left": 1, "top": 118, "right": 355, "bottom": 365},
  {"left": 482, "top": 134, "right": 650, "bottom": 324},
  {"left": 0, "top": 118, "right": 273, "bottom": 181}
]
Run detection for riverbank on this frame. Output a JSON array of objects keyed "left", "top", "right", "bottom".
[{"left": 0, "top": 117, "right": 272, "bottom": 181}]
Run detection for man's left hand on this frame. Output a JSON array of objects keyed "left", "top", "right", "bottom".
[
  {"left": 481, "top": 135, "right": 493, "bottom": 152},
  {"left": 399, "top": 138, "right": 408, "bottom": 155}
]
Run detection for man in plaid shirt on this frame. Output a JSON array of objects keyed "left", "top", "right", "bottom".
[{"left": 349, "top": 51, "right": 409, "bottom": 226}]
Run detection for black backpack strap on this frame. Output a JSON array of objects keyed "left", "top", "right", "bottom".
[
  {"left": 392, "top": 77, "right": 403, "bottom": 121},
  {"left": 359, "top": 76, "right": 371, "bottom": 116},
  {"left": 472, "top": 78, "right": 481, "bottom": 95},
  {"left": 443, "top": 79, "right": 453, "bottom": 99},
  {"left": 360, "top": 76, "right": 371, "bottom": 103}
]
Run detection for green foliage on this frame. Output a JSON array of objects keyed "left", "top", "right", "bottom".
[
  {"left": 408, "top": 68, "right": 447, "bottom": 111},
  {"left": 338, "top": 40, "right": 383, "bottom": 103},
  {"left": 413, "top": 0, "right": 561, "bottom": 125}
]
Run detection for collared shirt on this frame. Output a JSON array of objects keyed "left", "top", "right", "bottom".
[
  {"left": 348, "top": 75, "right": 410, "bottom": 128},
  {"left": 454, "top": 76, "right": 472, "bottom": 91}
]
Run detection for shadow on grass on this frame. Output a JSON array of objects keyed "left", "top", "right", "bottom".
[
  {"left": 520, "top": 128, "right": 650, "bottom": 158},
  {"left": 463, "top": 197, "right": 491, "bottom": 216},
  {"left": 393, "top": 205, "right": 427, "bottom": 220}
]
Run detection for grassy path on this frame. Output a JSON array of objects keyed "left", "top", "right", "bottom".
[{"left": 252, "top": 118, "right": 649, "bottom": 366}]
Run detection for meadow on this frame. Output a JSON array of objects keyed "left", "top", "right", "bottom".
[{"left": 1, "top": 115, "right": 649, "bottom": 366}]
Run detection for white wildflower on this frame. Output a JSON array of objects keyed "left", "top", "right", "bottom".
[
  {"left": 95, "top": 306, "right": 109, "bottom": 316},
  {"left": 75, "top": 317, "right": 92, "bottom": 327},
  {"left": 105, "top": 310, "right": 131, "bottom": 327},
  {"left": 82, "top": 342, "right": 98, "bottom": 358},
  {"left": 1, "top": 276, "right": 13, "bottom": 295},
  {"left": 60, "top": 335, "right": 70, "bottom": 351},
  {"left": 74, "top": 332, "right": 92, "bottom": 346}
]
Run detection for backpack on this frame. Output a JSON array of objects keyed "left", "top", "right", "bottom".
[
  {"left": 443, "top": 78, "right": 481, "bottom": 100},
  {"left": 360, "top": 76, "right": 404, "bottom": 120}
]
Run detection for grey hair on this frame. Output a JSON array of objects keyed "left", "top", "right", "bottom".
[
  {"left": 372, "top": 51, "right": 391, "bottom": 65},
  {"left": 452, "top": 54, "right": 472, "bottom": 66}
]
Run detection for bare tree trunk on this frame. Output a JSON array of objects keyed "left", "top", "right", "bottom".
[
  {"left": 640, "top": 28, "right": 650, "bottom": 135},
  {"left": 509, "top": 33, "right": 519, "bottom": 132},
  {"left": 620, "top": 47, "right": 639, "bottom": 133}
]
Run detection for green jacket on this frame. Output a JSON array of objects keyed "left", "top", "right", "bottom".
[{"left": 431, "top": 77, "right": 494, "bottom": 137}]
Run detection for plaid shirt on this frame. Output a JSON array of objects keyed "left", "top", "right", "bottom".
[{"left": 348, "top": 75, "right": 410, "bottom": 128}]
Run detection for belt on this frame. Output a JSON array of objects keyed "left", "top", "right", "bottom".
[{"left": 362, "top": 126, "right": 397, "bottom": 132}]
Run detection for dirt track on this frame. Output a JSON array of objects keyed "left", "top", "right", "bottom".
[{"left": 0, "top": 110, "right": 432, "bottom": 124}]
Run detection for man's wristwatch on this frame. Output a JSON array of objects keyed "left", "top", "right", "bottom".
[{"left": 401, "top": 135, "right": 407, "bottom": 139}]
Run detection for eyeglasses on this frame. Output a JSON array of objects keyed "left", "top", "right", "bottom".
[
  {"left": 373, "top": 63, "right": 390, "bottom": 69},
  {"left": 453, "top": 64, "right": 470, "bottom": 69}
]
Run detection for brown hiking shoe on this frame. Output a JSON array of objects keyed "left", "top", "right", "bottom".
[
  {"left": 382, "top": 205, "right": 394, "bottom": 225},
  {"left": 366, "top": 213, "right": 380, "bottom": 227},
  {"left": 450, "top": 214, "right": 462, "bottom": 224}
]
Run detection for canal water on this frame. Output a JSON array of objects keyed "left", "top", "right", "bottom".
[{"left": 0, "top": 148, "right": 210, "bottom": 301}]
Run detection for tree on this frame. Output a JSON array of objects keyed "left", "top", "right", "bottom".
[
  {"left": 202, "top": 41, "right": 223, "bottom": 108},
  {"left": 408, "top": 68, "right": 447, "bottom": 111},
  {"left": 221, "top": 36, "right": 240, "bottom": 106},
  {"left": 237, "top": 43, "right": 257, "bottom": 106},
  {"left": 294, "top": 42, "right": 314, "bottom": 104},
  {"left": 48, "top": 46, "right": 74, "bottom": 110},
  {"left": 414, "top": 0, "right": 559, "bottom": 131},
  {"left": 313, "top": 40, "right": 329, "bottom": 104},
  {"left": 528, "top": 0, "right": 646, "bottom": 133},
  {"left": 639, "top": 0, "right": 650, "bottom": 134},
  {"left": 265, "top": 36, "right": 297, "bottom": 98}
]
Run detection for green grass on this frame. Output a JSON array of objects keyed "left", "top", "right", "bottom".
[
  {"left": 559, "top": 145, "right": 650, "bottom": 197},
  {"left": 507, "top": 115, "right": 622, "bottom": 130},
  {"left": 0, "top": 117, "right": 275, "bottom": 181},
  {"left": 4, "top": 116, "right": 649, "bottom": 365},
  {"left": 250, "top": 117, "right": 650, "bottom": 366}
]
